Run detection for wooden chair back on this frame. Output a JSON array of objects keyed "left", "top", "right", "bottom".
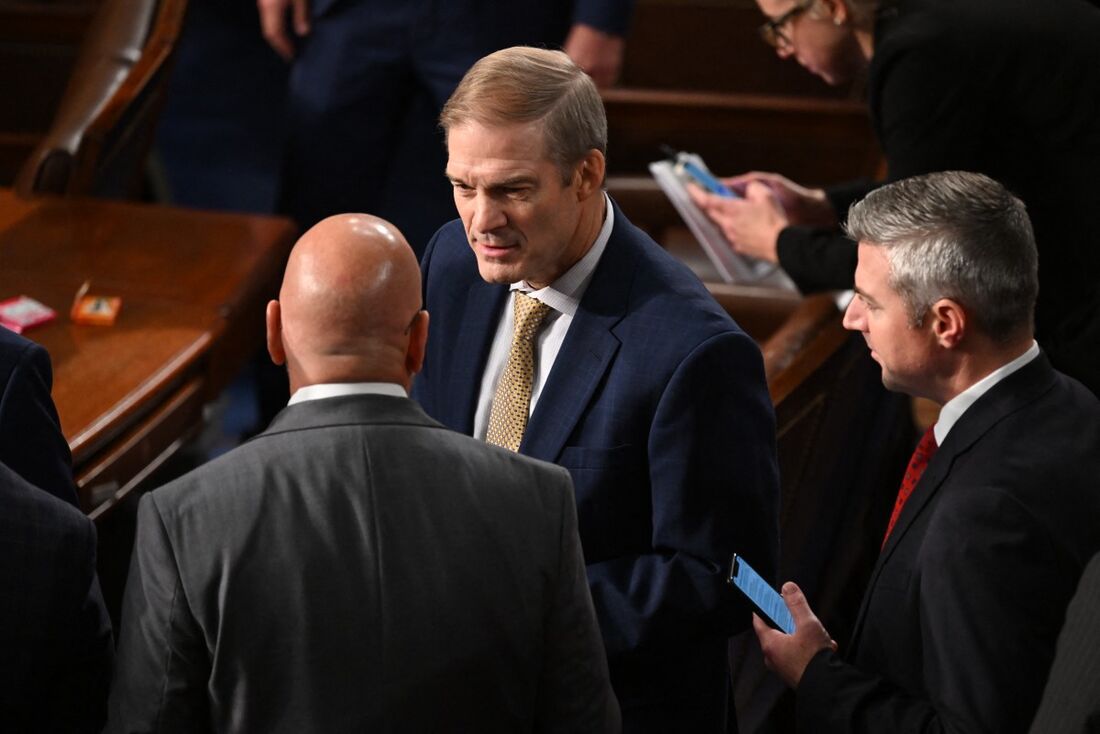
[{"left": 14, "top": 0, "right": 187, "bottom": 197}]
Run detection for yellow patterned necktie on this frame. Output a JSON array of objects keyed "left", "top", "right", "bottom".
[{"left": 486, "top": 292, "right": 553, "bottom": 452}]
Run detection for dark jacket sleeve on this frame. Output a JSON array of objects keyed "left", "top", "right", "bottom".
[
  {"left": 776, "top": 226, "right": 857, "bottom": 293},
  {"left": 56, "top": 514, "right": 115, "bottom": 733},
  {"left": 586, "top": 329, "right": 780, "bottom": 655},
  {"left": 572, "top": 0, "right": 635, "bottom": 35},
  {"left": 0, "top": 335, "right": 77, "bottom": 506},
  {"left": 825, "top": 178, "right": 878, "bottom": 218}
]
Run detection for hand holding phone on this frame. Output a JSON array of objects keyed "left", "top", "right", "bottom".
[
  {"left": 677, "top": 158, "right": 740, "bottom": 199},
  {"left": 678, "top": 158, "right": 739, "bottom": 199},
  {"left": 729, "top": 553, "right": 795, "bottom": 634}
]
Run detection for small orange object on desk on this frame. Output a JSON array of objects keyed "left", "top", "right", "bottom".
[{"left": 70, "top": 280, "right": 121, "bottom": 326}]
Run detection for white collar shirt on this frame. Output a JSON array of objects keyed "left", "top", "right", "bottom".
[
  {"left": 934, "top": 340, "right": 1040, "bottom": 445},
  {"left": 287, "top": 382, "right": 408, "bottom": 406},
  {"left": 473, "top": 193, "right": 615, "bottom": 440}
]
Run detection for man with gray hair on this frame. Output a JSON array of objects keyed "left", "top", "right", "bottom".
[
  {"left": 753, "top": 171, "right": 1100, "bottom": 733},
  {"left": 413, "top": 47, "right": 780, "bottom": 733}
]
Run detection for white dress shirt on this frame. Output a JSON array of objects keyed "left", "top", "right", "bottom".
[
  {"left": 934, "top": 340, "right": 1040, "bottom": 445},
  {"left": 288, "top": 382, "right": 408, "bottom": 406},
  {"left": 472, "top": 193, "right": 615, "bottom": 440}
]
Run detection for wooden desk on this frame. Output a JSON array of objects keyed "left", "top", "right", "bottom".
[{"left": 0, "top": 189, "right": 296, "bottom": 516}]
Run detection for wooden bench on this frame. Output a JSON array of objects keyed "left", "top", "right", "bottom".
[
  {"left": 603, "top": 88, "right": 881, "bottom": 185},
  {"left": 621, "top": 0, "right": 863, "bottom": 100}
]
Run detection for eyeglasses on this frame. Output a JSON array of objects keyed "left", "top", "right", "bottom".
[{"left": 759, "top": 0, "right": 815, "bottom": 50}]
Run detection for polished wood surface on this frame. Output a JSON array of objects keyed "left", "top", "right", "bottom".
[
  {"left": 602, "top": 88, "right": 882, "bottom": 185},
  {"left": 623, "top": 0, "right": 862, "bottom": 99},
  {"left": 0, "top": 189, "right": 295, "bottom": 515}
]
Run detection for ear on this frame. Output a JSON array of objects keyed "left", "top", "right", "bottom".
[
  {"left": 574, "top": 149, "right": 606, "bottom": 201},
  {"left": 266, "top": 299, "right": 286, "bottom": 366},
  {"left": 405, "top": 310, "right": 430, "bottom": 376},
  {"left": 929, "top": 298, "right": 966, "bottom": 349},
  {"left": 815, "top": 0, "right": 849, "bottom": 25}
]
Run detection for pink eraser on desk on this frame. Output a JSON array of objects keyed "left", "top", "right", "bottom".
[{"left": 0, "top": 295, "right": 56, "bottom": 334}]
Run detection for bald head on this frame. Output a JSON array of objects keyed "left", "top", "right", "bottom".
[{"left": 266, "top": 214, "right": 428, "bottom": 393}]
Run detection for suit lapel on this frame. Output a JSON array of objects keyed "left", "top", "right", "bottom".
[
  {"left": 848, "top": 354, "right": 1058, "bottom": 648},
  {"left": 519, "top": 202, "right": 637, "bottom": 462},
  {"left": 521, "top": 306, "right": 621, "bottom": 461},
  {"left": 441, "top": 279, "right": 508, "bottom": 435}
]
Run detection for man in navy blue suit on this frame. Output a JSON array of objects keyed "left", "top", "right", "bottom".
[
  {"left": 413, "top": 47, "right": 780, "bottom": 734},
  {"left": 0, "top": 461, "right": 113, "bottom": 731},
  {"left": 0, "top": 327, "right": 77, "bottom": 506},
  {"left": 257, "top": 0, "right": 634, "bottom": 252}
]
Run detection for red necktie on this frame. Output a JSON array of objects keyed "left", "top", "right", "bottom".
[{"left": 882, "top": 425, "right": 938, "bottom": 548}]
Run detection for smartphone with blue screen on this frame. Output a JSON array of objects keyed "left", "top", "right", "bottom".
[
  {"left": 678, "top": 157, "right": 739, "bottom": 199},
  {"left": 729, "top": 553, "right": 795, "bottom": 634}
]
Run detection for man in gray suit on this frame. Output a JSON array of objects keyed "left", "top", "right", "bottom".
[
  {"left": 106, "top": 214, "right": 618, "bottom": 733},
  {"left": 1029, "top": 551, "right": 1100, "bottom": 734}
]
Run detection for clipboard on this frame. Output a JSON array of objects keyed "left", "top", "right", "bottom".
[{"left": 649, "top": 152, "right": 798, "bottom": 291}]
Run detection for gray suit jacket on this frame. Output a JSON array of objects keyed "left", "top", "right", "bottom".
[
  {"left": 1030, "top": 552, "right": 1100, "bottom": 734},
  {"left": 106, "top": 394, "right": 618, "bottom": 733}
]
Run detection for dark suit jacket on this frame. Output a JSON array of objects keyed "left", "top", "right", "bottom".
[
  {"left": 795, "top": 354, "right": 1100, "bottom": 733},
  {"left": 0, "top": 461, "right": 113, "bottom": 733},
  {"left": 0, "top": 327, "right": 77, "bottom": 506},
  {"left": 413, "top": 201, "right": 781, "bottom": 733},
  {"left": 106, "top": 394, "right": 618, "bottom": 734},
  {"left": 776, "top": 0, "right": 1100, "bottom": 394},
  {"left": 1029, "top": 551, "right": 1100, "bottom": 734},
  {"left": 281, "top": 0, "right": 635, "bottom": 251}
]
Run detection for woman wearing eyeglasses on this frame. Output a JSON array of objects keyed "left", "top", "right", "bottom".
[{"left": 690, "top": 0, "right": 1100, "bottom": 397}]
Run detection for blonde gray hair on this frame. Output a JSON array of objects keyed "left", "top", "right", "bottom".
[
  {"left": 440, "top": 47, "right": 607, "bottom": 183},
  {"left": 845, "top": 171, "right": 1038, "bottom": 343}
]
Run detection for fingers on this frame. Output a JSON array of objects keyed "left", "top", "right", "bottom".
[
  {"left": 689, "top": 184, "right": 735, "bottom": 215},
  {"left": 754, "top": 583, "right": 837, "bottom": 689},
  {"left": 564, "top": 24, "right": 625, "bottom": 88},
  {"left": 780, "top": 581, "right": 813, "bottom": 622},
  {"left": 726, "top": 171, "right": 783, "bottom": 190},
  {"left": 783, "top": 581, "right": 837, "bottom": 651},
  {"left": 686, "top": 187, "right": 756, "bottom": 255},
  {"left": 686, "top": 181, "right": 708, "bottom": 207},
  {"left": 744, "top": 180, "right": 780, "bottom": 205},
  {"left": 292, "top": 0, "right": 311, "bottom": 36},
  {"left": 752, "top": 613, "right": 778, "bottom": 671},
  {"left": 258, "top": 0, "right": 306, "bottom": 61},
  {"left": 688, "top": 184, "right": 731, "bottom": 222}
]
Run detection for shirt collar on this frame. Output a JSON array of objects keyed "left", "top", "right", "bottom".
[
  {"left": 510, "top": 192, "right": 614, "bottom": 316},
  {"left": 934, "top": 340, "right": 1039, "bottom": 445},
  {"left": 288, "top": 382, "right": 408, "bottom": 406}
]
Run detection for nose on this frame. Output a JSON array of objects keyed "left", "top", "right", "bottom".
[
  {"left": 471, "top": 193, "right": 506, "bottom": 236},
  {"left": 842, "top": 296, "right": 865, "bottom": 332},
  {"left": 776, "top": 43, "right": 794, "bottom": 60}
]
